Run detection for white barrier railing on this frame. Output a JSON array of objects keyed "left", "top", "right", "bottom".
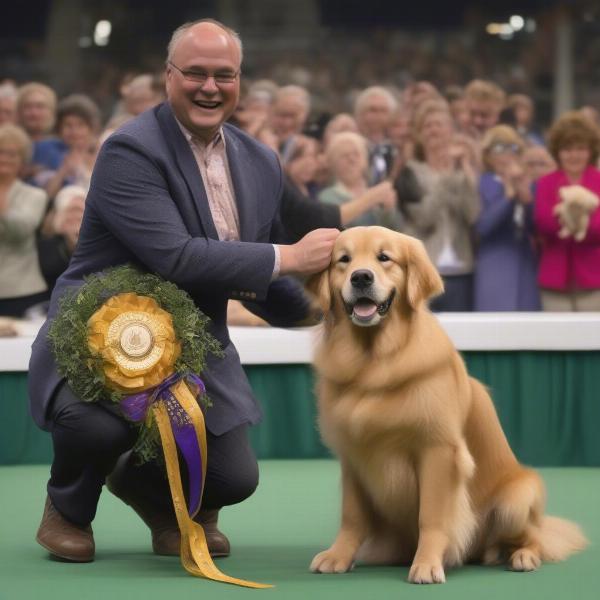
[{"left": 2, "top": 313, "right": 600, "bottom": 372}]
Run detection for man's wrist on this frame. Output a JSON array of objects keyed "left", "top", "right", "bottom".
[
  {"left": 276, "top": 244, "right": 297, "bottom": 276},
  {"left": 271, "top": 244, "right": 281, "bottom": 280}
]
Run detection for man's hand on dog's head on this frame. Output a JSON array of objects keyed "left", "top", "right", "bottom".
[{"left": 278, "top": 228, "right": 340, "bottom": 276}]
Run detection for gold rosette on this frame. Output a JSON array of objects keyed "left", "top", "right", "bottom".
[
  {"left": 87, "top": 292, "right": 181, "bottom": 391},
  {"left": 85, "top": 292, "right": 271, "bottom": 589}
]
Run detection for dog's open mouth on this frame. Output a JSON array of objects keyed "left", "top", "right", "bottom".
[{"left": 345, "top": 291, "right": 395, "bottom": 323}]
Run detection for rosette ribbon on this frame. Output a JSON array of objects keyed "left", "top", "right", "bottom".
[
  {"left": 87, "top": 292, "right": 271, "bottom": 589},
  {"left": 121, "top": 372, "right": 207, "bottom": 517}
]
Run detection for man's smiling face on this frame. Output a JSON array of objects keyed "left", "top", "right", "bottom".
[{"left": 166, "top": 22, "right": 241, "bottom": 143}]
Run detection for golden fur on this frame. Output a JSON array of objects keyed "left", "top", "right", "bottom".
[{"left": 308, "top": 226, "right": 587, "bottom": 583}]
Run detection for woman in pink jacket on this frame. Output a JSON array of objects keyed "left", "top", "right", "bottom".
[{"left": 534, "top": 111, "right": 600, "bottom": 310}]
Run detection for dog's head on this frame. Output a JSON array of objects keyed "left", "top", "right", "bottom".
[
  {"left": 559, "top": 185, "right": 600, "bottom": 210},
  {"left": 308, "top": 227, "right": 443, "bottom": 327}
]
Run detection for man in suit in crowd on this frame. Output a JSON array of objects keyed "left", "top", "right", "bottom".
[
  {"left": 269, "top": 85, "right": 311, "bottom": 165},
  {"left": 354, "top": 86, "right": 397, "bottom": 185},
  {"left": 30, "top": 19, "right": 338, "bottom": 562}
]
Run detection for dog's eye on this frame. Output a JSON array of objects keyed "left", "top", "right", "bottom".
[
  {"left": 338, "top": 254, "right": 351, "bottom": 263},
  {"left": 378, "top": 252, "right": 391, "bottom": 262}
]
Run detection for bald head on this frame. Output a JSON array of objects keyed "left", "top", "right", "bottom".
[
  {"left": 167, "top": 19, "right": 242, "bottom": 67},
  {"left": 165, "top": 18, "right": 242, "bottom": 143}
]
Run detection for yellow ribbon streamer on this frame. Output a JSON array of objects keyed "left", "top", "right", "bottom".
[{"left": 153, "top": 380, "right": 272, "bottom": 589}]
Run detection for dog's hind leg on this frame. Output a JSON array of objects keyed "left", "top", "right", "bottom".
[{"left": 489, "top": 469, "right": 546, "bottom": 571}]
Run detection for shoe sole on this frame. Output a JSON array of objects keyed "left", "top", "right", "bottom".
[{"left": 36, "top": 535, "right": 94, "bottom": 563}]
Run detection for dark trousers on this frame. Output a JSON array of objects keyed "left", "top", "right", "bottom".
[{"left": 47, "top": 381, "right": 259, "bottom": 526}]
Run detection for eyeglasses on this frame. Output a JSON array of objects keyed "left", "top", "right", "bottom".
[
  {"left": 489, "top": 142, "right": 521, "bottom": 154},
  {"left": 168, "top": 61, "right": 239, "bottom": 85}
]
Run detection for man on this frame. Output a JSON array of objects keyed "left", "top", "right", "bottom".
[
  {"left": 354, "top": 86, "right": 397, "bottom": 184},
  {"left": 30, "top": 19, "right": 338, "bottom": 563},
  {"left": 269, "top": 84, "right": 311, "bottom": 164},
  {"left": 463, "top": 79, "right": 506, "bottom": 140}
]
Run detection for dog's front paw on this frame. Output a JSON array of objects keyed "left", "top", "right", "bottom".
[
  {"left": 509, "top": 548, "right": 541, "bottom": 572},
  {"left": 310, "top": 549, "right": 355, "bottom": 574},
  {"left": 408, "top": 561, "right": 446, "bottom": 584}
]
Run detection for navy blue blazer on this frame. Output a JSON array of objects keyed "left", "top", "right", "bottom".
[{"left": 29, "top": 102, "right": 299, "bottom": 435}]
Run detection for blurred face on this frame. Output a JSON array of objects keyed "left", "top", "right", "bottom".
[
  {"left": 270, "top": 96, "right": 307, "bottom": 141},
  {"left": 420, "top": 110, "right": 453, "bottom": 151},
  {"left": 514, "top": 103, "right": 532, "bottom": 128},
  {"left": 522, "top": 147, "right": 555, "bottom": 181},
  {"left": 486, "top": 141, "right": 521, "bottom": 175},
  {"left": 287, "top": 140, "right": 319, "bottom": 185},
  {"left": 450, "top": 98, "right": 470, "bottom": 131},
  {"left": 388, "top": 113, "right": 409, "bottom": 148},
  {"left": 59, "top": 115, "right": 94, "bottom": 150},
  {"left": 467, "top": 99, "right": 501, "bottom": 135},
  {"left": 19, "top": 91, "right": 54, "bottom": 136},
  {"left": 126, "top": 88, "right": 158, "bottom": 116},
  {"left": 357, "top": 94, "right": 393, "bottom": 139},
  {"left": 166, "top": 23, "right": 241, "bottom": 143},
  {"left": 0, "top": 97, "right": 16, "bottom": 125},
  {"left": 331, "top": 143, "right": 366, "bottom": 182},
  {"left": 558, "top": 143, "right": 592, "bottom": 179},
  {"left": 0, "top": 143, "right": 23, "bottom": 179},
  {"left": 235, "top": 96, "right": 270, "bottom": 130}
]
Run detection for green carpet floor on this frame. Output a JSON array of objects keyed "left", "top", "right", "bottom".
[{"left": 1, "top": 461, "right": 599, "bottom": 600}]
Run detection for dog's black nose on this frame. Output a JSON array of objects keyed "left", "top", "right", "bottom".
[{"left": 350, "top": 269, "right": 374, "bottom": 289}]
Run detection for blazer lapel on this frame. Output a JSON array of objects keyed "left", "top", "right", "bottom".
[
  {"left": 156, "top": 103, "right": 219, "bottom": 239},
  {"left": 224, "top": 126, "right": 258, "bottom": 241}
]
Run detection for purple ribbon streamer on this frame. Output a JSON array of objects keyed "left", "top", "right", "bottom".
[{"left": 120, "top": 371, "right": 206, "bottom": 517}]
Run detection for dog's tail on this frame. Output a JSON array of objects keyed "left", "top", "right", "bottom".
[{"left": 538, "top": 515, "right": 588, "bottom": 562}]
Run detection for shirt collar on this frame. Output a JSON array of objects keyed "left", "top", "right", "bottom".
[{"left": 175, "top": 117, "right": 225, "bottom": 151}]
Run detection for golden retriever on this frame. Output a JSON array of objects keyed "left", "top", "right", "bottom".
[{"left": 307, "top": 226, "right": 587, "bottom": 584}]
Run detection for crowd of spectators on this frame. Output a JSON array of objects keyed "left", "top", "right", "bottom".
[{"left": 1, "top": 58, "right": 600, "bottom": 321}]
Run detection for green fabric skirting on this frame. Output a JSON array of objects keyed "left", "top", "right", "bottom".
[{"left": 2, "top": 351, "right": 599, "bottom": 465}]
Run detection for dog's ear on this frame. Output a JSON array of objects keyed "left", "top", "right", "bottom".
[
  {"left": 405, "top": 237, "right": 444, "bottom": 309},
  {"left": 305, "top": 269, "right": 332, "bottom": 314}
]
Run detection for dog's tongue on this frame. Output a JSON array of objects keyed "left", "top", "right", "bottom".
[{"left": 353, "top": 299, "right": 378, "bottom": 318}]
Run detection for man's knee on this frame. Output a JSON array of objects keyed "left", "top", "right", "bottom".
[
  {"left": 52, "top": 400, "right": 134, "bottom": 458},
  {"left": 225, "top": 459, "right": 259, "bottom": 505},
  {"left": 204, "top": 455, "right": 259, "bottom": 508}
]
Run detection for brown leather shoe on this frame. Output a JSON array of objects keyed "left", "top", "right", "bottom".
[
  {"left": 196, "top": 509, "right": 230, "bottom": 557},
  {"left": 106, "top": 471, "right": 230, "bottom": 557},
  {"left": 144, "top": 509, "right": 231, "bottom": 557},
  {"left": 149, "top": 509, "right": 231, "bottom": 557},
  {"left": 36, "top": 496, "right": 95, "bottom": 562}
]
